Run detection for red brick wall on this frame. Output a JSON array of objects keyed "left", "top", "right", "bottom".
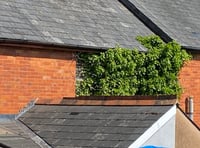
[
  {"left": 179, "top": 53, "right": 200, "bottom": 127},
  {"left": 0, "top": 45, "right": 76, "bottom": 114}
]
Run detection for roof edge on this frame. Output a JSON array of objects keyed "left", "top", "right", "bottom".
[
  {"left": 15, "top": 99, "right": 38, "bottom": 120},
  {"left": 1, "top": 38, "right": 200, "bottom": 53},
  {"left": 0, "top": 143, "right": 11, "bottom": 148},
  {"left": 0, "top": 38, "right": 108, "bottom": 53},
  {"left": 118, "top": 0, "right": 173, "bottom": 43},
  {"left": 63, "top": 95, "right": 177, "bottom": 100},
  {"left": 182, "top": 45, "right": 200, "bottom": 53},
  {"left": 16, "top": 120, "right": 52, "bottom": 148},
  {"left": 177, "top": 104, "right": 200, "bottom": 131},
  {"left": 128, "top": 104, "right": 176, "bottom": 148},
  {"left": 36, "top": 95, "right": 177, "bottom": 106},
  {"left": 119, "top": 0, "right": 200, "bottom": 52}
]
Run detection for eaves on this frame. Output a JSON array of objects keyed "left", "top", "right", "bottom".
[{"left": 0, "top": 38, "right": 108, "bottom": 53}]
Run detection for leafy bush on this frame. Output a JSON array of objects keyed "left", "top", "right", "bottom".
[{"left": 76, "top": 35, "right": 191, "bottom": 96}]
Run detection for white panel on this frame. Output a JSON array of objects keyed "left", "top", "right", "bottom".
[
  {"left": 142, "top": 115, "right": 175, "bottom": 148},
  {"left": 128, "top": 105, "right": 176, "bottom": 148}
]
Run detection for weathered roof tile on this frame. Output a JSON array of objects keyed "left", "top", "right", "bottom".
[
  {"left": 129, "top": 0, "right": 200, "bottom": 49},
  {"left": 0, "top": 120, "right": 46, "bottom": 148},
  {"left": 0, "top": 0, "right": 153, "bottom": 51},
  {"left": 19, "top": 105, "right": 172, "bottom": 148}
]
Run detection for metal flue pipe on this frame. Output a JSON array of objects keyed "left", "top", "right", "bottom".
[{"left": 185, "top": 96, "right": 194, "bottom": 120}]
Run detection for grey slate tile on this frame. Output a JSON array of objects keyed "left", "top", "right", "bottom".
[
  {"left": 0, "top": 0, "right": 153, "bottom": 51},
  {"left": 129, "top": 0, "right": 200, "bottom": 48},
  {"left": 19, "top": 105, "right": 172, "bottom": 148},
  {"left": 0, "top": 120, "right": 43, "bottom": 148}
]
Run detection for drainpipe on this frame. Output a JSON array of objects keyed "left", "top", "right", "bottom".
[{"left": 185, "top": 96, "right": 194, "bottom": 120}]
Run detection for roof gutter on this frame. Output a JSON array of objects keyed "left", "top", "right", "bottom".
[
  {"left": 182, "top": 45, "right": 200, "bottom": 53},
  {"left": 1, "top": 38, "right": 199, "bottom": 54},
  {"left": 0, "top": 38, "right": 108, "bottom": 53}
]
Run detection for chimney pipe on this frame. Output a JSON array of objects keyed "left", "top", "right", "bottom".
[{"left": 185, "top": 96, "right": 194, "bottom": 120}]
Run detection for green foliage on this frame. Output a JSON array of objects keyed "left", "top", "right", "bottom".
[{"left": 76, "top": 35, "right": 191, "bottom": 96}]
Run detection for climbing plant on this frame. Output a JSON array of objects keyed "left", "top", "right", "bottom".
[{"left": 76, "top": 35, "right": 191, "bottom": 96}]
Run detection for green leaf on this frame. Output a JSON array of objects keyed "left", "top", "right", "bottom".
[{"left": 76, "top": 35, "right": 191, "bottom": 97}]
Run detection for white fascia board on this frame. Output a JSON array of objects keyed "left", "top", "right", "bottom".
[{"left": 128, "top": 105, "right": 176, "bottom": 148}]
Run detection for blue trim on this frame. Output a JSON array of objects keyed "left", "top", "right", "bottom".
[
  {"left": 0, "top": 114, "right": 16, "bottom": 121},
  {"left": 140, "top": 146, "right": 167, "bottom": 148}
]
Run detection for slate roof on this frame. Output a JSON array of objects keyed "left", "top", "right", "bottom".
[
  {"left": 19, "top": 105, "right": 172, "bottom": 148},
  {"left": 128, "top": 0, "right": 200, "bottom": 49},
  {"left": 0, "top": 0, "right": 153, "bottom": 51},
  {"left": 0, "top": 120, "right": 45, "bottom": 148},
  {"left": 1, "top": 0, "right": 200, "bottom": 51}
]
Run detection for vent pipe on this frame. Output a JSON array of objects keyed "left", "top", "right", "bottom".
[{"left": 185, "top": 96, "right": 194, "bottom": 120}]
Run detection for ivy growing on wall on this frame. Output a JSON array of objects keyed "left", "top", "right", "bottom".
[{"left": 76, "top": 35, "right": 191, "bottom": 96}]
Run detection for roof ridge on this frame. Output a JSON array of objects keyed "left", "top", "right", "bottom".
[{"left": 16, "top": 120, "right": 52, "bottom": 148}]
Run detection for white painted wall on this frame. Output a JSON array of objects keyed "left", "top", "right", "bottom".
[
  {"left": 142, "top": 115, "right": 175, "bottom": 148},
  {"left": 128, "top": 105, "right": 176, "bottom": 148}
]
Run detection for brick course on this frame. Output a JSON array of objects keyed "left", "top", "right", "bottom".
[
  {"left": 0, "top": 45, "right": 76, "bottom": 114},
  {"left": 179, "top": 53, "right": 200, "bottom": 127}
]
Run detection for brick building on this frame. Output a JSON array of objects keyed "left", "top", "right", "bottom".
[
  {"left": 179, "top": 53, "right": 200, "bottom": 125},
  {"left": 0, "top": 43, "right": 76, "bottom": 113},
  {"left": 124, "top": 0, "right": 200, "bottom": 127},
  {"left": 1, "top": 0, "right": 200, "bottom": 127},
  {"left": 0, "top": 0, "right": 153, "bottom": 114}
]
